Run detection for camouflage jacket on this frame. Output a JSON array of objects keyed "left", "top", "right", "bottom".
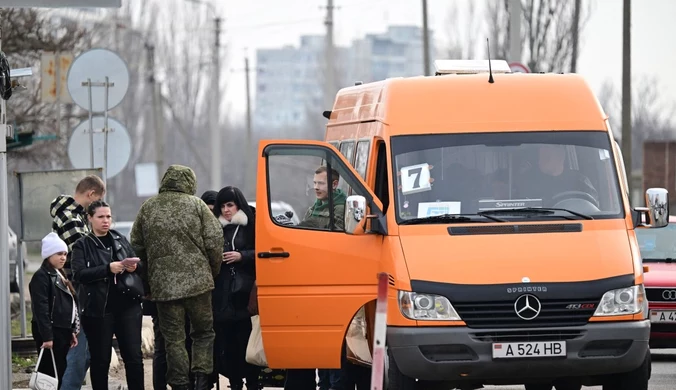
[
  {"left": 299, "top": 189, "right": 347, "bottom": 231},
  {"left": 130, "top": 165, "right": 224, "bottom": 302}
]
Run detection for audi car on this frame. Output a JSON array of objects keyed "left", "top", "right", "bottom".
[{"left": 636, "top": 215, "right": 676, "bottom": 348}]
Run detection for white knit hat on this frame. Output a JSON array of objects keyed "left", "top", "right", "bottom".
[{"left": 41, "top": 232, "right": 68, "bottom": 260}]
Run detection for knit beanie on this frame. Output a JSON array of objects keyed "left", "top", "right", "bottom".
[
  {"left": 41, "top": 232, "right": 68, "bottom": 260},
  {"left": 201, "top": 190, "right": 218, "bottom": 206}
]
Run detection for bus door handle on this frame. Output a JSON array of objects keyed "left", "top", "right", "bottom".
[{"left": 258, "top": 251, "right": 290, "bottom": 259}]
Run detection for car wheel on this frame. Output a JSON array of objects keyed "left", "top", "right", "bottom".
[
  {"left": 386, "top": 347, "right": 417, "bottom": 390},
  {"left": 603, "top": 350, "right": 650, "bottom": 390}
]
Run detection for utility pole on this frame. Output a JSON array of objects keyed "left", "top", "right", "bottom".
[
  {"left": 422, "top": 0, "right": 430, "bottom": 76},
  {"left": 571, "top": 0, "right": 581, "bottom": 72},
  {"left": 0, "top": 18, "right": 13, "bottom": 390},
  {"left": 146, "top": 42, "right": 163, "bottom": 182},
  {"left": 244, "top": 56, "right": 253, "bottom": 196},
  {"left": 509, "top": 0, "right": 522, "bottom": 63},
  {"left": 211, "top": 16, "right": 222, "bottom": 190},
  {"left": 324, "top": 0, "right": 335, "bottom": 109},
  {"left": 245, "top": 56, "right": 252, "bottom": 152},
  {"left": 622, "top": 0, "right": 632, "bottom": 200}
]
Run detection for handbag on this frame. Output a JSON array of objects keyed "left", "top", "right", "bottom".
[
  {"left": 229, "top": 266, "right": 254, "bottom": 295},
  {"left": 114, "top": 271, "right": 145, "bottom": 301},
  {"left": 109, "top": 236, "right": 145, "bottom": 301},
  {"left": 227, "top": 225, "right": 254, "bottom": 295},
  {"left": 29, "top": 348, "right": 58, "bottom": 390}
]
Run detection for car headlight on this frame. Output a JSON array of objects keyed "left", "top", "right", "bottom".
[
  {"left": 398, "top": 291, "right": 461, "bottom": 321},
  {"left": 593, "top": 285, "right": 646, "bottom": 317}
]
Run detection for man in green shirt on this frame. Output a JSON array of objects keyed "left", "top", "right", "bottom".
[{"left": 299, "top": 165, "right": 347, "bottom": 231}]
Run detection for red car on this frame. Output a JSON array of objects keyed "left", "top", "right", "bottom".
[{"left": 636, "top": 215, "right": 676, "bottom": 348}]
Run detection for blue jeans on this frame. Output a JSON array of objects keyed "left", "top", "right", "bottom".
[
  {"left": 60, "top": 328, "right": 90, "bottom": 390},
  {"left": 318, "top": 369, "right": 343, "bottom": 390}
]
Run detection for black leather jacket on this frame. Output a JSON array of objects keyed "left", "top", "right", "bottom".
[
  {"left": 29, "top": 263, "right": 78, "bottom": 341},
  {"left": 72, "top": 229, "right": 140, "bottom": 318}
]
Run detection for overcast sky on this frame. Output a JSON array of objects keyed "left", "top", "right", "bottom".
[{"left": 208, "top": 0, "right": 676, "bottom": 124}]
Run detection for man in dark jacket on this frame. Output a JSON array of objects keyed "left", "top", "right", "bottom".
[
  {"left": 130, "top": 165, "right": 224, "bottom": 390},
  {"left": 50, "top": 174, "right": 105, "bottom": 390}
]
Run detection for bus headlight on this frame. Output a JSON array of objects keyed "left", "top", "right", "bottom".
[
  {"left": 593, "top": 285, "right": 646, "bottom": 317},
  {"left": 398, "top": 291, "right": 461, "bottom": 321}
]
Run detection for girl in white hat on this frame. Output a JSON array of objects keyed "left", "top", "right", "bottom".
[{"left": 28, "top": 232, "right": 80, "bottom": 389}]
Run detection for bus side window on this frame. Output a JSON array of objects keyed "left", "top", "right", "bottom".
[
  {"left": 374, "top": 141, "right": 390, "bottom": 214},
  {"left": 339, "top": 141, "right": 355, "bottom": 164},
  {"left": 338, "top": 140, "right": 355, "bottom": 194},
  {"left": 354, "top": 140, "right": 370, "bottom": 181},
  {"left": 323, "top": 141, "right": 341, "bottom": 166}
]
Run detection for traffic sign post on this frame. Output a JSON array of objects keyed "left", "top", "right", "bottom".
[
  {"left": 370, "top": 273, "right": 389, "bottom": 390},
  {"left": 66, "top": 48, "right": 130, "bottom": 191}
]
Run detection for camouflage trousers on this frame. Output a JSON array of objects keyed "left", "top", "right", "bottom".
[{"left": 156, "top": 291, "right": 215, "bottom": 387}]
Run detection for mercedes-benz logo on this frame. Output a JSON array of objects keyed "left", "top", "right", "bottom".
[
  {"left": 662, "top": 290, "right": 676, "bottom": 300},
  {"left": 514, "top": 294, "right": 542, "bottom": 320}
]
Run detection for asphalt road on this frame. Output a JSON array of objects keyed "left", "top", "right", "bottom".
[{"left": 483, "top": 349, "right": 676, "bottom": 390}]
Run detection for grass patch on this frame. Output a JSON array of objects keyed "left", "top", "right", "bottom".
[
  {"left": 12, "top": 353, "right": 36, "bottom": 373},
  {"left": 11, "top": 309, "right": 32, "bottom": 337}
]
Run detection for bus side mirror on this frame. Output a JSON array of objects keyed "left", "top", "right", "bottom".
[
  {"left": 635, "top": 188, "right": 669, "bottom": 228},
  {"left": 345, "top": 195, "right": 367, "bottom": 234}
]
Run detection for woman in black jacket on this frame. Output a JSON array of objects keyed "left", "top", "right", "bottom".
[
  {"left": 71, "top": 200, "right": 145, "bottom": 390},
  {"left": 29, "top": 232, "right": 80, "bottom": 389},
  {"left": 212, "top": 186, "right": 261, "bottom": 390}
]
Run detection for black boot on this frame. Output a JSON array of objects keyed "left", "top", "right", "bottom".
[
  {"left": 194, "top": 373, "right": 213, "bottom": 390},
  {"left": 228, "top": 378, "right": 243, "bottom": 390},
  {"left": 245, "top": 375, "right": 260, "bottom": 390}
]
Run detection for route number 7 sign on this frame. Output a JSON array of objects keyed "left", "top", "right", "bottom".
[{"left": 400, "top": 163, "right": 432, "bottom": 195}]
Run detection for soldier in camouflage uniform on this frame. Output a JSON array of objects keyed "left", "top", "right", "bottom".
[
  {"left": 130, "top": 165, "right": 224, "bottom": 390},
  {"left": 297, "top": 165, "right": 347, "bottom": 231}
]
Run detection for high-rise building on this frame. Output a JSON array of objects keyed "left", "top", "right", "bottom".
[{"left": 254, "top": 25, "right": 435, "bottom": 131}]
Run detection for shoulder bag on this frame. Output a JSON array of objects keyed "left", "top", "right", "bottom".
[
  {"left": 111, "top": 236, "right": 145, "bottom": 301},
  {"left": 29, "top": 348, "right": 58, "bottom": 390}
]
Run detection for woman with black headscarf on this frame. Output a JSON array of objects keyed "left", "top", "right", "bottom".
[{"left": 212, "top": 186, "right": 260, "bottom": 390}]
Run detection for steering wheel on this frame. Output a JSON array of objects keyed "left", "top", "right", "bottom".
[{"left": 551, "top": 191, "right": 599, "bottom": 208}]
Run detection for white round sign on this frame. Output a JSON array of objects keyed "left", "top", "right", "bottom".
[
  {"left": 509, "top": 62, "right": 531, "bottom": 73},
  {"left": 68, "top": 116, "right": 132, "bottom": 179},
  {"left": 67, "top": 48, "right": 130, "bottom": 113}
]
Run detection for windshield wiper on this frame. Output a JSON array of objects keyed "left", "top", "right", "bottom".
[
  {"left": 643, "top": 258, "right": 676, "bottom": 264},
  {"left": 478, "top": 207, "right": 593, "bottom": 220},
  {"left": 400, "top": 213, "right": 508, "bottom": 225}
]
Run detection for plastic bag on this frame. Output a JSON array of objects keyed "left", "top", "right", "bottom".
[{"left": 246, "top": 315, "right": 268, "bottom": 367}]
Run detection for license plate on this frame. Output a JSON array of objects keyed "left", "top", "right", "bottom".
[
  {"left": 492, "top": 341, "right": 566, "bottom": 359},
  {"left": 650, "top": 310, "right": 676, "bottom": 323}
]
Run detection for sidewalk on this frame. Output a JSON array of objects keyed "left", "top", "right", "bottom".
[{"left": 14, "top": 358, "right": 284, "bottom": 390}]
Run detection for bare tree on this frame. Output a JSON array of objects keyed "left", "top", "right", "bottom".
[
  {"left": 2, "top": 8, "right": 89, "bottom": 230},
  {"left": 152, "top": 2, "right": 224, "bottom": 190},
  {"left": 443, "top": 1, "right": 480, "bottom": 60},
  {"left": 2, "top": 8, "right": 88, "bottom": 166},
  {"left": 487, "top": 0, "right": 592, "bottom": 72},
  {"left": 598, "top": 77, "right": 676, "bottom": 171}
]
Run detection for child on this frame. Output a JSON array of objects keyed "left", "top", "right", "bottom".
[{"left": 29, "top": 232, "right": 80, "bottom": 389}]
